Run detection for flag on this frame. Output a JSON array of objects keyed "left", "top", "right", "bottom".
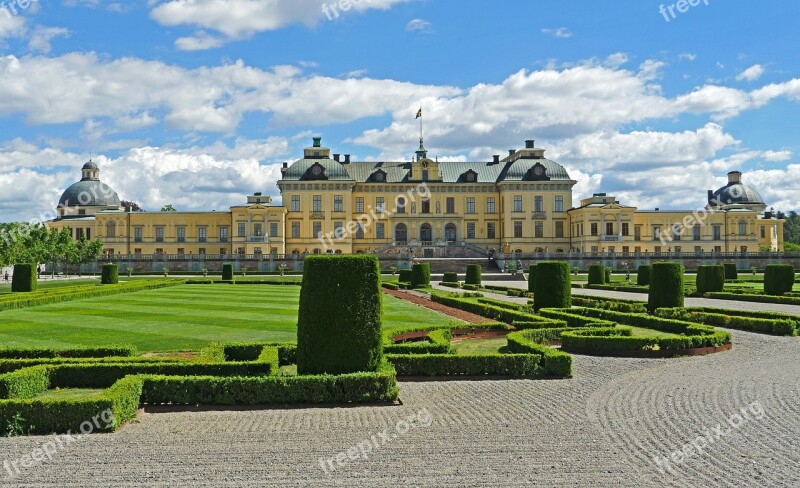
[{"left": 415, "top": 108, "right": 422, "bottom": 119}]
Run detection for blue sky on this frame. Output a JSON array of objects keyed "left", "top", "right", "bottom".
[{"left": 0, "top": 0, "right": 798, "bottom": 221}]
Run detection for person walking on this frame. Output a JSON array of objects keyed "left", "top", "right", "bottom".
[{"left": 3, "top": 271, "right": 8, "bottom": 283}]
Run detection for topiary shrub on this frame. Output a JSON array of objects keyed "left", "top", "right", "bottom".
[
  {"left": 648, "top": 262, "right": 684, "bottom": 312},
  {"left": 605, "top": 267, "right": 612, "bottom": 283},
  {"left": 101, "top": 263, "right": 119, "bottom": 285},
  {"left": 465, "top": 264, "right": 482, "bottom": 286},
  {"left": 696, "top": 265, "right": 724, "bottom": 294},
  {"left": 398, "top": 269, "right": 412, "bottom": 283},
  {"left": 11, "top": 264, "right": 37, "bottom": 293},
  {"left": 533, "top": 261, "right": 571, "bottom": 311},
  {"left": 297, "top": 255, "right": 383, "bottom": 375},
  {"left": 442, "top": 272, "right": 458, "bottom": 283},
  {"left": 222, "top": 264, "right": 233, "bottom": 281},
  {"left": 724, "top": 263, "right": 738, "bottom": 280},
  {"left": 411, "top": 263, "right": 431, "bottom": 288},
  {"left": 527, "top": 265, "right": 537, "bottom": 292},
  {"left": 764, "top": 264, "right": 795, "bottom": 296},
  {"left": 588, "top": 265, "right": 606, "bottom": 285},
  {"left": 637, "top": 265, "right": 651, "bottom": 286}
]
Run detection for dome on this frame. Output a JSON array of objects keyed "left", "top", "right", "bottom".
[
  {"left": 709, "top": 171, "right": 765, "bottom": 208},
  {"left": 58, "top": 162, "right": 121, "bottom": 207},
  {"left": 82, "top": 160, "right": 99, "bottom": 170}
]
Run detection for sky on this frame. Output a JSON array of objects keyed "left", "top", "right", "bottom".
[{"left": 0, "top": 0, "right": 799, "bottom": 222}]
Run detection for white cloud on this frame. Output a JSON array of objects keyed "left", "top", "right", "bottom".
[
  {"left": 406, "top": 18, "right": 433, "bottom": 33},
  {"left": 541, "top": 27, "right": 572, "bottom": 38},
  {"left": 174, "top": 31, "right": 226, "bottom": 51},
  {"left": 737, "top": 64, "right": 765, "bottom": 82},
  {"left": 28, "top": 26, "right": 70, "bottom": 53},
  {"left": 0, "top": 11, "right": 26, "bottom": 39}
]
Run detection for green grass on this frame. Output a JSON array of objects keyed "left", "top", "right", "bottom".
[
  {"left": 451, "top": 337, "right": 508, "bottom": 354},
  {"left": 0, "top": 284, "right": 458, "bottom": 352},
  {"left": 35, "top": 388, "right": 107, "bottom": 400}
]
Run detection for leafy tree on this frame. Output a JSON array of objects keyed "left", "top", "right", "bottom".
[
  {"left": 160, "top": 204, "right": 177, "bottom": 212},
  {"left": 121, "top": 200, "right": 145, "bottom": 212}
]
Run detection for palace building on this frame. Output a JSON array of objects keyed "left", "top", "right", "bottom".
[{"left": 48, "top": 137, "right": 784, "bottom": 258}]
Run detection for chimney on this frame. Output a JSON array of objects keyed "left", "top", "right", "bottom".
[
  {"left": 313, "top": 137, "right": 322, "bottom": 148},
  {"left": 492, "top": 155, "right": 500, "bottom": 164},
  {"left": 525, "top": 140, "right": 535, "bottom": 149},
  {"left": 344, "top": 154, "right": 351, "bottom": 164},
  {"left": 508, "top": 149, "right": 516, "bottom": 157},
  {"left": 707, "top": 190, "right": 714, "bottom": 204},
  {"left": 333, "top": 153, "right": 340, "bottom": 163},
  {"left": 728, "top": 171, "right": 742, "bottom": 185}
]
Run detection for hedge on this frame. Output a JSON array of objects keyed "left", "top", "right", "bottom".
[
  {"left": 0, "top": 365, "right": 50, "bottom": 399},
  {"left": 696, "top": 265, "right": 725, "bottom": 294},
  {"left": 724, "top": 263, "right": 738, "bottom": 280},
  {"left": 443, "top": 272, "right": 458, "bottom": 283},
  {"left": 11, "top": 264, "right": 36, "bottom": 293},
  {"left": 382, "top": 325, "right": 456, "bottom": 355},
  {"left": 398, "top": 269, "right": 413, "bottom": 283},
  {"left": 654, "top": 308, "right": 796, "bottom": 336},
  {"left": 411, "top": 263, "right": 431, "bottom": 288},
  {"left": 688, "top": 306, "right": 800, "bottom": 325},
  {"left": 536, "top": 309, "right": 616, "bottom": 328},
  {"left": 560, "top": 325, "right": 729, "bottom": 355},
  {"left": 439, "top": 282, "right": 461, "bottom": 289},
  {"left": 648, "top": 262, "right": 684, "bottom": 312},
  {"left": 0, "top": 345, "right": 137, "bottom": 360},
  {"left": 533, "top": 261, "right": 571, "bottom": 311},
  {"left": 465, "top": 265, "right": 482, "bottom": 286},
  {"left": 764, "top": 264, "right": 795, "bottom": 296},
  {"left": 221, "top": 264, "right": 234, "bottom": 281},
  {"left": 297, "top": 255, "right": 383, "bottom": 375},
  {"left": 101, "top": 264, "right": 119, "bottom": 285},
  {"left": 431, "top": 293, "right": 566, "bottom": 327},
  {"left": 588, "top": 265, "right": 606, "bottom": 286},
  {"left": 386, "top": 354, "right": 542, "bottom": 377},
  {"left": 381, "top": 282, "right": 399, "bottom": 290},
  {"left": 703, "top": 292, "right": 800, "bottom": 305},
  {"left": 637, "top": 265, "right": 651, "bottom": 286},
  {"left": 527, "top": 265, "right": 537, "bottom": 292},
  {"left": 141, "top": 361, "right": 398, "bottom": 405},
  {"left": 505, "top": 330, "right": 572, "bottom": 377},
  {"left": 571, "top": 296, "right": 648, "bottom": 314},
  {"left": 0, "top": 356, "right": 187, "bottom": 374},
  {"left": 476, "top": 297, "right": 525, "bottom": 311}
]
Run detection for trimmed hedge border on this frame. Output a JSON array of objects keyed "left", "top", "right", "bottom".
[
  {"left": 505, "top": 330, "right": 572, "bottom": 377},
  {"left": 431, "top": 293, "right": 566, "bottom": 328},
  {"left": 655, "top": 308, "right": 796, "bottom": 336},
  {"left": 386, "top": 353, "right": 542, "bottom": 378},
  {"left": 0, "top": 345, "right": 137, "bottom": 360},
  {"left": 703, "top": 292, "right": 800, "bottom": 306},
  {"left": 571, "top": 296, "right": 648, "bottom": 314}
]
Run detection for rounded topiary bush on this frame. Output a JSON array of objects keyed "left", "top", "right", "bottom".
[
  {"left": 398, "top": 269, "right": 413, "bottom": 283},
  {"left": 411, "top": 263, "right": 431, "bottom": 288},
  {"left": 442, "top": 272, "right": 458, "bottom": 283},
  {"left": 588, "top": 265, "right": 606, "bottom": 285},
  {"left": 297, "top": 254, "right": 383, "bottom": 375},
  {"left": 724, "top": 263, "right": 738, "bottom": 280},
  {"left": 465, "top": 264, "right": 482, "bottom": 286},
  {"left": 605, "top": 267, "right": 612, "bottom": 283},
  {"left": 696, "top": 265, "right": 724, "bottom": 294},
  {"left": 533, "top": 261, "right": 571, "bottom": 311},
  {"left": 648, "top": 262, "right": 684, "bottom": 312},
  {"left": 222, "top": 264, "right": 234, "bottom": 281},
  {"left": 527, "top": 265, "right": 537, "bottom": 292},
  {"left": 764, "top": 264, "right": 795, "bottom": 296},
  {"left": 101, "top": 263, "right": 119, "bottom": 285},
  {"left": 637, "top": 265, "right": 652, "bottom": 286},
  {"left": 11, "top": 264, "right": 37, "bottom": 293}
]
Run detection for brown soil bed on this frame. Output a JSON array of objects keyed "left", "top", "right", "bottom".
[{"left": 382, "top": 288, "right": 487, "bottom": 324}]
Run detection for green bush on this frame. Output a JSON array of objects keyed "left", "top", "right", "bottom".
[
  {"left": 438, "top": 282, "right": 461, "bottom": 289},
  {"left": 505, "top": 330, "right": 572, "bottom": 377},
  {"left": 655, "top": 308, "right": 796, "bottom": 336},
  {"left": 465, "top": 265, "right": 482, "bottom": 286},
  {"left": 764, "top": 264, "right": 795, "bottom": 296},
  {"left": 297, "top": 255, "right": 383, "bottom": 375},
  {"left": 571, "top": 296, "right": 648, "bottom": 314},
  {"left": 605, "top": 267, "right": 612, "bottom": 283},
  {"left": 462, "top": 284, "right": 481, "bottom": 291},
  {"left": 386, "top": 354, "right": 542, "bottom": 377},
  {"left": 11, "top": 264, "right": 36, "bottom": 293},
  {"left": 724, "top": 263, "right": 738, "bottom": 280},
  {"left": 703, "top": 292, "right": 800, "bottom": 305},
  {"left": 533, "top": 261, "right": 571, "bottom": 311},
  {"left": 411, "top": 263, "right": 431, "bottom": 288},
  {"left": 0, "top": 366, "right": 50, "bottom": 399},
  {"left": 648, "top": 262, "right": 684, "bottom": 312},
  {"left": 527, "top": 265, "right": 537, "bottom": 292},
  {"left": 0, "top": 345, "right": 136, "bottom": 360},
  {"left": 443, "top": 272, "right": 458, "bottom": 283},
  {"left": 398, "top": 269, "right": 413, "bottom": 283},
  {"left": 696, "top": 265, "right": 725, "bottom": 294},
  {"left": 221, "top": 264, "right": 233, "bottom": 281},
  {"left": 381, "top": 282, "right": 399, "bottom": 290},
  {"left": 588, "top": 265, "right": 606, "bottom": 285},
  {"left": 431, "top": 293, "right": 565, "bottom": 327},
  {"left": 637, "top": 265, "right": 651, "bottom": 286},
  {"left": 100, "top": 264, "right": 119, "bottom": 285}
]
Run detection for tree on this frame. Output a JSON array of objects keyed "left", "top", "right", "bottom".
[
  {"left": 121, "top": 200, "right": 145, "bottom": 212},
  {"left": 67, "top": 236, "right": 104, "bottom": 276},
  {"left": 160, "top": 204, "right": 177, "bottom": 212}
]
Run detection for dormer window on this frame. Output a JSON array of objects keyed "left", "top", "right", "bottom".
[
  {"left": 306, "top": 163, "right": 328, "bottom": 180},
  {"left": 373, "top": 171, "right": 386, "bottom": 182},
  {"left": 463, "top": 170, "right": 478, "bottom": 183}
]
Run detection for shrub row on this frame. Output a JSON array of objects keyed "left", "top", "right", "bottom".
[
  {"left": 382, "top": 323, "right": 510, "bottom": 355},
  {"left": 655, "top": 308, "right": 796, "bottom": 336},
  {"left": 505, "top": 330, "right": 572, "bottom": 377},
  {"left": 381, "top": 282, "right": 400, "bottom": 290},
  {"left": 0, "top": 345, "right": 137, "bottom": 360},
  {"left": 570, "top": 296, "right": 648, "bottom": 314},
  {"left": 560, "top": 326, "right": 729, "bottom": 354},
  {"left": 430, "top": 293, "right": 565, "bottom": 327},
  {"left": 0, "top": 280, "right": 185, "bottom": 311},
  {"left": 476, "top": 297, "right": 525, "bottom": 311},
  {"left": 0, "top": 365, "right": 50, "bottom": 399},
  {"left": 386, "top": 354, "right": 542, "bottom": 377},
  {"left": 536, "top": 309, "right": 616, "bottom": 328},
  {"left": 0, "top": 356, "right": 188, "bottom": 374},
  {"left": 703, "top": 292, "right": 800, "bottom": 305},
  {"left": 216, "top": 342, "right": 297, "bottom": 366},
  {"left": 438, "top": 281, "right": 461, "bottom": 289}
]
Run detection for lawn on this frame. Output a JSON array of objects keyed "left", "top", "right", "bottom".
[{"left": 0, "top": 284, "right": 458, "bottom": 352}]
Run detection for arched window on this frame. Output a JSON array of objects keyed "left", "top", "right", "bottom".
[
  {"left": 395, "top": 224, "right": 408, "bottom": 243},
  {"left": 444, "top": 223, "right": 457, "bottom": 242},
  {"left": 739, "top": 220, "right": 747, "bottom": 236},
  {"left": 396, "top": 197, "right": 406, "bottom": 214},
  {"left": 420, "top": 223, "right": 433, "bottom": 242},
  {"left": 106, "top": 221, "right": 116, "bottom": 238}
]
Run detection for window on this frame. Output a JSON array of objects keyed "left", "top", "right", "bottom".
[
  {"left": 334, "top": 195, "right": 343, "bottom": 212},
  {"left": 198, "top": 248, "right": 205, "bottom": 255},
  {"left": 356, "top": 224, "right": 365, "bottom": 239},
  {"left": 253, "top": 224, "right": 262, "bottom": 237},
  {"left": 396, "top": 197, "right": 406, "bottom": 214},
  {"left": 376, "top": 197, "right": 385, "bottom": 214},
  {"left": 155, "top": 248, "right": 164, "bottom": 255},
  {"left": 177, "top": 226, "right": 186, "bottom": 243},
  {"left": 739, "top": 220, "right": 747, "bottom": 236},
  {"left": 238, "top": 223, "right": 246, "bottom": 237},
  {"left": 693, "top": 225, "right": 701, "bottom": 240},
  {"left": 513, "top": 195, "right": 523, "bottom": 212},
  {"left": 606, "top": 222, "right": 614, "bottom": 236},
  {"left": 421, "top": 199, "right": 431, "bottom": 214},
  {"left": 761, "top": 226, "right": 766, "bottom": 239},
  {"left": 374, "top": 172, "right": 385, "bottom": 182},
  {"left": 177, "top": 248, "right": 185, "bottom": 257},
  {"left": 621, "top": 223, "right": 629, "bottom": 236},
  {"left": 535, "top": 221, "right": 544, "bottom": 238},
  {"left": 653, "top": 227, "right": 661, "bottom": 241},
  {"left": 622, "top": 246, "right": 629, "bottom": 253},
  {"left": 466, "top": 197, "right": 475, "bottom": 214},
  {"left": 270, "top": 223, "right": 278, "bottom": 237},
  {"left": 291, "top": 195, "right": 300, "bottom": 212},
  {"left": 591, "top": 223, "right": 598, "bottom": 236},
  {"left": 672, "top": 224, "right": 682, "bottom": 241},
  {"left": 155, "top": 227, "right": 165, "bottom": 243},
  {"left": 355, "top": 197, "right": 364, "bottom": 213},
  {"left": 333, "top": 222, "right": 344, "bottom": 239},
  {"left": 654, "top": 246, "right": 662, "bottom": 253},
  {"left": 422, "top": 169, "right": 429, "bottom": 181},
  {"left": 134, "top": 227, "right": 143, "bottom": 243},
  {"left": 555, "top": 196, "right": 564, "bottom": 212},
  {"left": 220, "top": 248, "right": 227, "bottom": 255},
  {"left": 106, "top": 221, "right": 116, "bottom": 238},
  {"left": 219, "top": 227, "right": 228, "bottom": 243},
  {"left": 486, "top": 197, "right": 495, "bottom": 214},
  {"left": 465, "top": 172, "right": 476, "bottom": 182},
  {"left": 377, "top": 222, "right": 385, "bottom": 239},
  {"left": 446, "top": 197, "right": 455, "bottom": 214},
  {"left": 534, "top": 196, "right": 543, "bottom": 213},
  {"left": 467, "top": 223, "right": 476, "bottom": 239},
  {"left": 634, "top": 226, "right": 641, "bottom": 240},
  {"left": 514, "top": 221, "right": 523, "bottom": 238},
  {"left": 712, "top": 225, "right": 722, "bottom": 240},
  {"left": 487, "top": 222, "right": 496, "bottom": 239},
  {"left": 199, "top": 227, "right": 207, "bottom": 243},
  {"left": 555, "top": 221, "right": 564, "bottom": 238},
  {"left": 254, "top": 247, "right": 262, "bottom": 255},
  {"left": 313, "top": 195, "right": 322, "bottom": 212},
  {"left": 313, "top": 222, "right": 322, "bottom": 238},
  {"left": 291, "top": 222, "right": 300, "bottom": 238}
]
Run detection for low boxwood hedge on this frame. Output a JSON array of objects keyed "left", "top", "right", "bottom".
[
  {"left": 536, "top": 309, "right": 616, "bottom": 328},
  {"left": 703, "top": 292, "right": 800, "bottom": 305},
  {"left": 0, "top": 345, "right": 137, "bottom": 360},
  {"left": 381, "top": 282, "right": 400, "bottom": 290},
  {"left": 655, "top": 308, "right": 796, "bottom": 336},
  {"left": 560, "top": 325, "right": 729, "bottom": 355},
  {"left": 0, "top": 365, "right": 50, "bottom": 399},
  {"left": 571, "top": 296, "right": 647, "bottom": 314},
  {"left": 431, "top": 293, "right": 566, "bottom": 327},
  {"left": 505, "top": 330, "right": 572, "bottom": 377},
  {"left": 386, "top": 353, "right": 542, "bottom": 377}
]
